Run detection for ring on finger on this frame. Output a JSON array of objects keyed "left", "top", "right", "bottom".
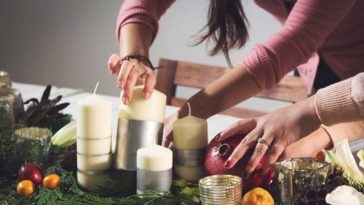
[{"left": 257, "top": 137, "right": 271, "bottom": 148}]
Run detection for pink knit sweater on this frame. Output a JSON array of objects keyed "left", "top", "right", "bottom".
[
  {"left": 117, "top": 0, "right": 364, "bottom": 123},
  {"left": 315, "top": 73, "right": 364, "bottom": 126}
]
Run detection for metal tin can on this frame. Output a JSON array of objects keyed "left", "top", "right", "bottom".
[{"left": 199, "top": 175, "right": 242, "bottom": 205}]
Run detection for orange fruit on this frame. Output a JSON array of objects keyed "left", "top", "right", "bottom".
[
  {"left": 242, "top": 187, "right": 274, "bottom": 205},
  {"left": 17, "top": 180, "right": 35, "bottom": 196},
  {"left": 43, "top": 174, "right": 61, "bottom": 189}
]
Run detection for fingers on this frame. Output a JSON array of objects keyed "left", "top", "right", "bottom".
[
  {"left": 108, "top": 53, "right": 121, "bottom": 75},
  {"left": 162, "top": 132, "right": 173, "bottom": 148},
  {"left": 244, "top": 134, "right": 273, "bottom": 173},
  {"left": 225, "top": 129, "right": 262, "bottom": 169},
  {"left": 219, "top": 119, "right": 257, "bottom": 141},
  {"left": 117, "top": 60, "right": 133, "bottom": 89},
  {"left": 143, "top": 70, "right": 156, "bottom": 99},
  {"left": 265, "top": 143, "right": 285, "bottom": 166},
  {"left": 122, "top": 66, "right": 142, "bottom": 104}
]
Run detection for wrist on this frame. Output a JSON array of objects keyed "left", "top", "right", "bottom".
[{"left": 119, "top": 24, "right": 151, "bottom": 57}]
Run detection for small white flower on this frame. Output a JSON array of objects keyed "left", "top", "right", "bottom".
[{"left": 326, "top": 185, "right": 364, "bottom": 205}]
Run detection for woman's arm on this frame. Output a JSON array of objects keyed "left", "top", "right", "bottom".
[
  {"left": 178, "top": 64, "right": 261, "bottom": 119},
  {"left": 243, "top": 0, "right": 357, "bottom": 90},
  {"left": 315, "top": 73, "right": 364, "bottom": 126},
  {"left": 108, "top": 0, "right": 175, "bottom": 104}
]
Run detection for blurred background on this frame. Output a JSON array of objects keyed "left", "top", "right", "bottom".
[{"left": 0, "top": 0, "right": 287, "bottom": 112}]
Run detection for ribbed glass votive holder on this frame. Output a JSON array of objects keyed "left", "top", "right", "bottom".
[{"left": 199, "top": 174, "right": 242, "bottom": 205}]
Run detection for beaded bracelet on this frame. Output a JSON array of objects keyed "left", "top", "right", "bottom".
[{"left": 120, "top": 55, "right": 161, "bottom": 70}]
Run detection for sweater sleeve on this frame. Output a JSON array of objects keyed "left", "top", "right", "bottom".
[
  {"left": 242, "top": 0, "right": 357, "bottom": 89},
  {"left": 314, "top": 73, "right": 364, "bottom": 126},
  {"left": 116, "top": 0, "right": 175, "bottom": 44}
]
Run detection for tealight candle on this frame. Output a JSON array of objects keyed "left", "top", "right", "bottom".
[
  {"left": 76, "top": 83, "right": 112, "bottom": 190},
  {"left": 136, "top": 145, "right": 172, "bottom": 194},
  {"left": 114, "top": 86, "right": 166, "bottom": 170},
  {"left": 173, "top": 103, "right": 208, "bottom": 182}
]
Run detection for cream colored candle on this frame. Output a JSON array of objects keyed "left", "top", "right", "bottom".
[
  {"left": 173, "top": 103, "right": 208, "bottom": 181},
  {"left": 136, "top": 145, "right": 173, "bottom": 193},
  {"left": 76, "top": 84, "right": 112, "bottom": 190},
  {"left": 118, "top": 86, "right": 166, "bottom": 122},
  {"left": 114, "top": 86, "right": 167, "bottom": 170},
  {"left": 137, "top": 145, "right": 173, "bottom": 171},
  {"left": 77, "top": 94, "right": 112, "bottom": 139}
]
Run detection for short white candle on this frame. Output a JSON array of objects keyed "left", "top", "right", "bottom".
[
  {"left": 119, "top": 86, "right": 166, "bottom": 122},
  {"left": 137, "top": 145, "right": 173, "bottom": 193},
  {"left": 137, "top": 145, "right": 172, "bottom": 171},
  {"left": 173, "top": 103, "right": 208, "bottom": 181}
]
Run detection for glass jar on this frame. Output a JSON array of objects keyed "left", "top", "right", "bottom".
[
  {"left": 0, "top": 70, "right": 24, "bottom": 123},
  {"left": 275, "top": 158, "right": 330, "bottom": 204}
]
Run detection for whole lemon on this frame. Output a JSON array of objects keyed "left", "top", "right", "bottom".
[{"left": 242, "top": 187, "right": 274, "bottom": 205}]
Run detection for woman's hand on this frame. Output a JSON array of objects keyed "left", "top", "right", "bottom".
[
  {"left": 218, "top": 96, "right": 321, "bottom": 174},
  {"left": 108, "top": 53, "right": 156, "bottom": 104},
  {"left": 162, "top": 112, "right": 179, "bottom": 148}
]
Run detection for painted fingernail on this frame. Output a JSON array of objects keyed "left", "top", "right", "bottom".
[
  {"left": 143, "top": 92, "right": 151, "bottom": 99},
  {"left": 224, "top": 160, "right": 231, "bottom": 168},
  {"left": 122, "top": 96, "right": 129, "bottom": 105},
  {"left": 215, "top": 133, "right": 221, "bottom": 141}
]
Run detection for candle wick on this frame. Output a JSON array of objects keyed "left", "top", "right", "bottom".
[
  {"left": 93, "top": 82, "right": 99, "bottom": 95},
  {"left": 187, "top": 102, "right": 191, "bottom": 116}
]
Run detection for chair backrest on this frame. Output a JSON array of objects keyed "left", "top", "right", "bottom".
[{"left": 155, "top": 58, "right": 309, "bottom": 118}]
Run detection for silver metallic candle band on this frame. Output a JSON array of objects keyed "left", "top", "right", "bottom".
[
  {"left": 137, "top": 168, "right": 172, "bottom": 194},
  {"left": 174, "top": 148, "right": 206, "bottom": 166},
  {"left": 114, "top": 118, "right": 164, "bottom": 170},
  {"left": 77, "top": 169, "right": 110, "bottom": 176}
]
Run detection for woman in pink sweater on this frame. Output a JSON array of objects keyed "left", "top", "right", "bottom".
[
  {"left": 219, "top": 73, "right": 364, "bottom": 173},
  {"left": 108, "top": 0, "right": 364, "bottom": 169}
]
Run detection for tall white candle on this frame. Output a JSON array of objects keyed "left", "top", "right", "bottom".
[
  {"left": 136, "top": 145, "right": 173, "bottom": 193},
  {"left": 77, "top": 85, "right": 112, "bottom": 190},
  {"left": 77, "top": 95, "right": 112, "bottom": 139},
  {"left": 173, "top": 103, "right": 208, "bottom": 181}
]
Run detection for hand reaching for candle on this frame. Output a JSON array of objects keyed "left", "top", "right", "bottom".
[
  {"left": 218, "top": 96, "right": 321, "bottom": 174},
  {"left": 108, "top": 53, "right": 156, "bottom": 104}
]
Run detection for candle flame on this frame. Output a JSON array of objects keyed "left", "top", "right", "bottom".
[
  {"left": 187, "top": 102, "right": 191, "bottom": 116},
  {"left": 93, "top": 82, "right": 99, "bottom": 95}
]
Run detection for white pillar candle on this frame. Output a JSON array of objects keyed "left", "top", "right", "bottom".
[
  {"left": 173, "top": 103, "right": 208, "bottom": 181},
  {"left": 114, "top": 86, "right": 167, "bottom": 170},
  {"left": 119, "top": 86, "right": 166, "bottom": 122},
  {"left": 136, "top": 145, "right": 173, "bottom": 193},
  {"left": 76, "top": 89, "right": 112, "bottom": 190}
]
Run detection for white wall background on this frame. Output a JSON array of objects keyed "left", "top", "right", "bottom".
[{"left": 0, "top": 0, "right": 287, "bottom": 112}]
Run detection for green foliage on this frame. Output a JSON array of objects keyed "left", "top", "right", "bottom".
[
  {"left": 0, "top": 165, "right": 201, "bottom": 205},
  {"left": 20, "top": 85, "right": 72, "bottom": 133}
]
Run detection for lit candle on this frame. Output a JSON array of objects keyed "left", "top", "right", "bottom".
[
  {"left": 173, "top": 103, "right": 208, "bottom": 181},
  {"left": 136, "top": 145, "right": 172, "bottom": 193},
  {"left": 76, "top": 83, "right": 112, "bottom": 190},
  {"left": 114, "top": 86, "right": 166, "bottom": 170}
]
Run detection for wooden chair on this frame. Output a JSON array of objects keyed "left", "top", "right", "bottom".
[{"left": 155, "top": 58, "right": 309, "bottom": 118}]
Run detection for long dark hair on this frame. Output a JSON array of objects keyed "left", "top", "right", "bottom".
[{"left": 196, "top": 0, "right": 249, "bottom": 67}]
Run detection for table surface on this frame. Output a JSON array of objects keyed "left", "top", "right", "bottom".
[
  {"left": 13, "top": 82, "right": 242, "bottom": 142},
  {"left": 13, "top": 82, "right": 364, "bottom": 152}
]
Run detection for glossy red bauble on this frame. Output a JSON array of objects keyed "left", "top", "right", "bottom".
[
  {"left": 205, "top": 134, "right": 274, "bottom": 193},
  {"left": 18, "top": 163, "right": 44, "bottom": 186}
]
